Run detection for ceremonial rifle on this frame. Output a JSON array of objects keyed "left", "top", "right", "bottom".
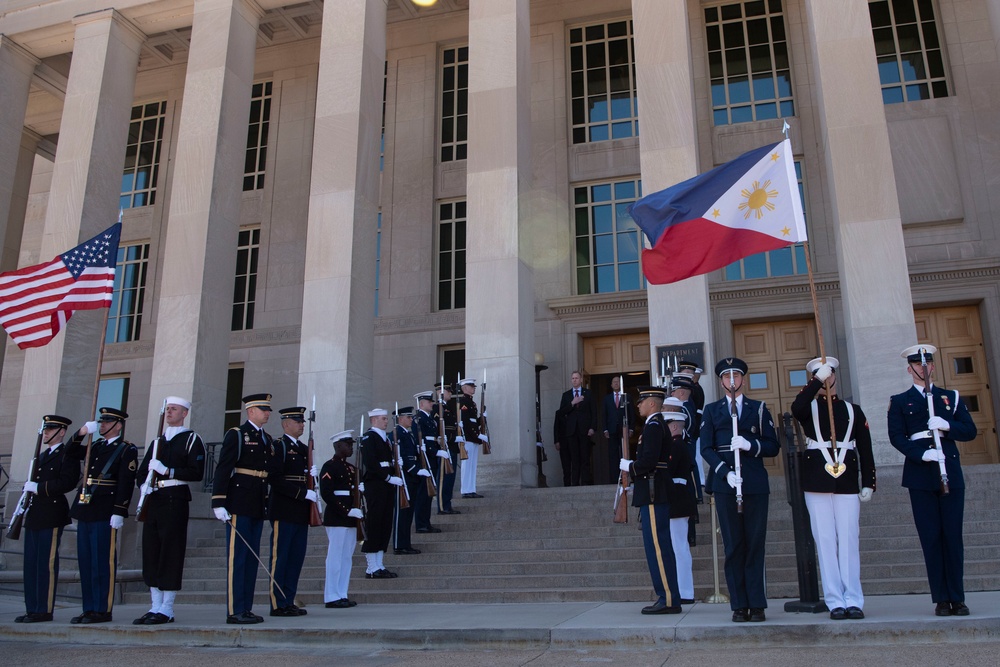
[
  {"left": 353, "top": 429, "right": 367, "bottom": 542},
  {"left": 479, "top": 369, "right": 492, "bottom": 455},
  {"left": 307, "top": 396, "right": 323, "bottom": 527},
  {"left": 455, "top": 372, "right": 468, "bottom": 460},
  {"left": 392, "top": 403, "right": 410, "bottom": 509},
  {"left": 535, "top": 385, "right": 547, "bottom": 488},
  {"left": 921, "top": 348, "right": 950, "bottom": 495},
  {"left": 436, "top": 375, "right": 455, "bottom": 477},
  {"left": 729, "top": 370, "right": 744, "bottom": 515},
  {"left": 613, "top": 376, "right": 630, "bottom": 524},
  {"left": 412, "top": 415, "right": 437, "bottom": 498},
  {"left": 136, "top": 399, "right": 167, "bottom": 522},
  {"left": 5, "top": 419, "right": 44, "bottom": 540}
]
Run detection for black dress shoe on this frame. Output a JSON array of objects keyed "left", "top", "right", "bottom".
[
  {"left": 270, "top": 606, "right": 299, "bottom": 617},
  {"left": 416, "top": 527, "right": 442, "bottom": 533},
  {"left": 365, "top": 568, "right": 398, "bottom": 579},
  {"left": 326, "top": 599, "right": 351, "bottom": 608},
  {"left": 22, "top": 612, "right": 53, "bottom": 623},
  {"left": 641, "top": 602, "right": 682, "bottom": 615},
  {"left": 829, "top": 607, "right": 847, "bottom": 620},
  {"left": 70, "top": 612, "right": 91, "bottom": 624},
  {"left": 846, "top": 606, "right": 865, "bottom": 620},
  {"left": 732, "top": 608, "right": 749, "bottom": 623},
  {"left": 346, "top": 599, "right": 358, "bottom": 607},
  {"left": 144, "top": 613, "right": 173, "bottom": 625},
  {"left": 680, "top": 598, "right": 695, "bottom": 605},
  {"left": 227, "top": 611, "right": 264, "bottom": 624},
  {"left": 79, "top": 611, "right": 112, "bottom": 624},
  {"left": 951, "top": 602, "right": 970, "bottom": 616},
  {"left": 935, "top": 602, "right": 952, "bottom": 616},
  {"left": 133, "top": 612, "right": 157, "bottom": 625},
  {"left": 394, "top": 548, "right": 421, "bottom": 555},
  {"left": 293, "top": 605, "right": 308, "bottom": 616},
  {"left": 748, "top": 608, "right": 766, "bottom": 622},
  {"left": 14, "top": 614, "right": 28, "bottom": 623},
  {"left": 437, "top": 509, "right": 461, "bottom": 515}
]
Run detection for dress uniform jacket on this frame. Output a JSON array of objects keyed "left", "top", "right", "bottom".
[
  {"left": 67, "top": 434, "right": 139, "bottom": 521},
  {"left": 212, "top": 421, "right": 272, "bottom": 518},
  {"left": 24, "top": 443, "right": 80, "bottom": 530},
  {"left": 414, "top": 410, "right": 439, "bottom": 457},
  {"left": 458, "top": 393, "right": 481, "bottom": 440},
  {"left": 432, "top": 402, "right": 459, "bottom": 459},
  {"left": 320, "top": 457, "right": 358, "bottom": 529},
  {"left": 136, "top": 430, "right": 206, "bottom": 503},
  {"left": 360, "top": 428, "right": 394, "bottom": 553},
  {"left": 629, "top": 414, "right": 671, "bottom": 507},
  {"left": 791, "top": 378, "right": 876, "bottom": 494},
  {"left": 700, "top": 397, "right": 779, "bottom": 495},
  {"left": 267, "top": 435, "right": 312, "bottom": 525},
  {"left": 887, "top": 385, "right": 976, "bottom": 490},
  {"left": 666, "top": 432, "right": 697, "bottom": 520}
]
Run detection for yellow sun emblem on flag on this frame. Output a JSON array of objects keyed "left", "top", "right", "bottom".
[{"left": 738, "top": 179, "right": 778, "bottom": 220}]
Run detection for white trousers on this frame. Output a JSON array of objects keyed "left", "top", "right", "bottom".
[
  {"left": 461, "top": 442, "right": 479, "bottom": 494},
  {"left": 324, "top": 526, "right": 357, "bottom": 603},
  {"left": 804, "top": 491, "right": 864, "bottom": 610},
  {"left": 670, "top": 517, "right": 694, "bottom": 600}
]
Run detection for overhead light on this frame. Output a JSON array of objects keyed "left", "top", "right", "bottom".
[{"left": 412, "top": 0, "right": 438, "bottom": 7}]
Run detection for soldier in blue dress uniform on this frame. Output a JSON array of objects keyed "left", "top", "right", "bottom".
[
  {"left": 700, "top": 358, "right": 780, "bottom": 622},
  {"left": 320, "top": 430, "right": 363, "bottom": 608},
  {"left": 413, "top": 392, "right": 443, "bottom": 533},
  {"left": 391, "top": 406, "right": 426, "bottom": 555},
  {"left": 65, "top": 407, "right": 137, "bottom": 624},
  {"left": 15, "top": 415, "right": 79, "bottom": 623},
  {"left": 211, "top": 393, "right": 273, "bottom": 624},
  {"left": 266, "top": 406, "right": 316, "bottom": 617},
  {"left": 619, "top": 386, "right": 681, "bottom": 615},
  {"left": 887, "top": 344, "right": 977, "bottom": 617}
]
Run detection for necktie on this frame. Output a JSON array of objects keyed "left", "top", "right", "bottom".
[
  {"left": 615, "top": 393, "right": 620, "bottom": 408},
  {"left": 575, "top": 389, "right": 579, "bottom": 398}
]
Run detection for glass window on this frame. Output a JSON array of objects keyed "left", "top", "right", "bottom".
[
  {"left": 953, "top": 356, "right": 973, "bottom": 375},
  {"left": 121, "top": 101, "right": 166, "bottom": 209},
  {"left": 789, "top": 369, "right": 809, "bottom": 386},
  {"left": 569, "top": 19, "right": 638, "bottom": 144},
  {"left": 748, "top": 372, "right": 768, "bottom": 390},
  {"left": 243, "top": 82, "right": 272, "bottom": 191},
  {"left": 437, "top": 201, "right": 466, "bottom": 310},
  {"left": 106, "top": 243, "right": 149, "bottom": 343},
  {"left": 232, "top": 227, "right": 260, "bottom": 331},
  {"left": 96, "top": 376, "right": 129, "bottom": 419},
  {"left": 705, "top": 1, "right": 794, "bottom": 126},
  {"left": 224, "top": 366, "right": 244, "bottom": 432},
  {"left": 440, "top": 46, "right": 469, "bottom": 162},
  {"left": 868, "top": 0, "right": 948, "bottom": 104},
  {"left": 573, "top": 178, "right": 646, "bottom": 295}
]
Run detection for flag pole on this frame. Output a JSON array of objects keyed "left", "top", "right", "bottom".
[{"left": 78, "top": 294, "right": 114, "bottom": 505}]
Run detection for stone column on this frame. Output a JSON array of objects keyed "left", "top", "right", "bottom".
[
  {"left": 631, "top": 1, "right": 714, "bottom": 395},
  {"left": 803, "top": 0, "right": 916, "bottom": 463},
  {"left": 464, "top": 0, "right": 534, "bottom": 487},
  {"left": 296, "top": 0, "right": 384, "bottom": 435},
  {"left": 11, "top": 10, "right": 144, "bottom": 478},
  {"left": 147, "top": 0, "right": 262, "bottom": 444}
]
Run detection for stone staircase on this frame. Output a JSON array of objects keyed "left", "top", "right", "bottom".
[{"left": 4, "top": 465, "right": 1000, "bottom": 607}]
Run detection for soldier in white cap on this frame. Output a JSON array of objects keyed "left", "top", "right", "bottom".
[
  {"left": 320, "top": 430, "right": 364, "bottom": 608},
  {"left": 359, "top": 408, "right": 401, "bottom": 579}
]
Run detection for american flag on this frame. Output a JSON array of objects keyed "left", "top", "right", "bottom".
[{"left": 0, "top": 223, "right": 121, "bottom": 350}]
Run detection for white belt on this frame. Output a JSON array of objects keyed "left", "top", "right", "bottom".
[
  {"left": 333, "top": 490, "right": 351, "bottom": 496},
  {"left": 379, "top": 461, "right": 390, "bottom": 467},
  {"left": 672, "top": 478, "right": 687, "bottom": 485},
  {"left": 155, "top": 479, "right": 188, "bottom": 489},
  {"left": 424, "top": 437, "right": 436, "bottom": 443},
  {"left": 910, "top": 431, "right": 933, "bottom": 441},
  {"left": 806, "top": 438, "right": 856, "bottom": 450}
]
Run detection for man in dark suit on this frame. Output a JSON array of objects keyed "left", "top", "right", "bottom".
[
  {"left": 602, "top": 375, "right": 633, "bottom": 484},
  {"left": 556, "top": 370, "right": 596, "bottom": 486},
  {"left": 887, "top": 344, "right": 977, "bottom": 617},
  {"left": 700, "top": 357, "right": 780, "bottom": 623}
]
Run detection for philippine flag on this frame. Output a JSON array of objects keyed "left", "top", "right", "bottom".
[{"left": 630, "top": 138, "right": 807, "bottom": 285}]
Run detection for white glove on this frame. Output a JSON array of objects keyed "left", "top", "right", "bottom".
[
  {"left": 858, "top": 487, "right": 873, "bottom": 502},
  {"left": 109, "top": 515, "right": 124, "bottom": 530},
  {"left": 149, "top": 459, "right": 168, "bottom": 475},
  {"left": 921, "top": 448, "right": 946, "bottom": 463},
  {"left": 305, "top": 490, "right": 318, "bottom": 502},
  {"left": 214, "top": 507, "right": 232, "bottom": 522},
  {"left": 478, "top": 434, "right": 489, "bottom": 444},
  {"left": 726, "top": 471, "right": 742, "bottom": 489},
  {"left": 731, "top": 435, "right": 752, "bottom": 452},
  {"left": 397, "top": 456, "right": 404, "bottom": 468},
  {"left": 347, "top": 508, "right": 364, "bottom": 519},
  {"left": 419, "top": 444, "right": 427, "bottom": 452},
  {"left": 814, "top": 363, "right": 833, "bottom": 382},
  {"left": 436, "top": 449, "right": 451, "bottom": 460},
  {"left": 619, "top": 458, "right": 632, "bottom": 472},
  {"left": 388, "top": 476, "right": 404, "bottom": 487},
  {"left": 455, "top": 436, "right": 466, "bottom": 444},
  {"left": 23, "top": 481, "right": 38, "bottom": 494},
  {"left": 482, "top": 410, "right": 487, "bottom": 419},
  {"left": 310, "top": 465, "right": 319, "bottom": 478},
  {"left": 927, "top": 416, "right": 950, "bottom": 432},
  {"left": 358, "top": 482, "right": 365, "bottom": 493},
  {"left": 84, "top": 421, "right": 99, "bottom": 435},
  {"left": 417, "top": 469, "right": 432, "bottom": 478}
]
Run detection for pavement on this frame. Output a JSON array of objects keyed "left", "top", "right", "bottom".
[{"left": 1, "top": 591, "right": 999, "bottom": 650}]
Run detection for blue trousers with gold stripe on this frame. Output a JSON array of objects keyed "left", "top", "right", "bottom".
[
  {"left": 24, "top": 527, "right": 62, "bottom": 614},
  {"left": 76, "top": 520, "right": 117, "bottom": 613},
  {"left": 639, "top": 504, "right": 679, "bottom": 607},
  {"left": 225, "top": 514, "right": 264, "bottom": 615},
  {"left": 269, "top": 520, "right": 307, "bottom": 611}
]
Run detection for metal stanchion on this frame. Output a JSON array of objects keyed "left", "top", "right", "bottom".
[
  {"left": 782, "top": 411, "right": 826, "bottom": 613},
  {"left": 703, "top": 494, "right": 729, "bottom": 604}
]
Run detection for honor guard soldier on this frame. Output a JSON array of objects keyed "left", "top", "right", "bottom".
[
  {"left": 267, "top": 406, "right": 316, "bottom": 617},
  {"left": 618, "top": 386, "right": 681, "bottom": 615},
  {"left": 602, "top": 375, "right": 634, "bottom": 485},
  {"left": 15, "top": 415, "right": 79, "bottom": 623},
  {"left": 391, "top": 406, "right": 424, "bottom": 555},
  {"left": 65, "top": 407, "right": 138, "bottom": 624},
  {"left": 458, "top": 378, "right": 486, "bottom": 498},
  {"left": 212, "top": 392, "right": 273, "bottom": 625},
  {"left": 133, "top": 397, "right": 206, "bottom": 625},
  {"left": 677, "top": 360, "right": 706, "bottom": 415},
  {"left": 360, "top": 408, "right": 401, "bottom": 578},
  {"left": 662, "top": 397, "right": 697, "bottom": 604},
  {"left": 320, "top": 431, "right": 363, "bottom": 608},
  {"left": 432, "top": 382, "right": 461, "bottom": 514},
  {"left": 791, "top": 358, "right": 876, "bottom": 620},
  {"left": 700, "top": 358, "right": 780, "bottom": 623},
  {"left": 413, "top": 392, "right": 443, "bottom": 533},
  {"left": 671, "top": 374, "right": 704, "bottom": 547},
  {"left": 887, "top": 344, "right": 977, "bottom": 617}
]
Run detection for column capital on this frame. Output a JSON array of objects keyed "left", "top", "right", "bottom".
[
  {"left": 72, "top": 8, "right": 147, "bottom": 49},
  {"left": 0, "top": 34, "right": 40, "bottom": 72}
]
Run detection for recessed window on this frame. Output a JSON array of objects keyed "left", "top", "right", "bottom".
[
  {"left": 869, "top": 0, "right": 948, "bottom": 104},
  {"left": 953, "top": 356, "right": 974, "bottom": 375},
  {"left": 243, "top": 81, "right": 272, "bottom": 191},
  {"left": 440, "top": 47, "right": 469, "bottom": 162},
  {"left": 106, "top": 243, "right": 149, "bottom": 343},
  {"left": 789, "top": 369, "right": 808, "bottom": 387},
  {"left": 748, "top": 372, "right": 768, "bottom": 390},
  {"left": 437, "top": 201, "right": 466, "bottom": 310},
  {"left": 232, "top": 228, "right": 260, "bottom": 331},
  {"left": 573, "top": 179, "right": 646, "bottom": 295},
  {"left": 121, "top": 101, "right": 166, "bottom": 209},
  {"left": 224, "top": 366, "right": 244, "bottom": 431},
  {"left": 568, "top": 19, "right": 638, "bottom": 144}
]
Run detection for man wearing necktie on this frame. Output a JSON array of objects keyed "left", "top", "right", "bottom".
[
  {"left": 602, "top": 376, "right": 633, "bottom": 484},
  {"left": 557, "top": 371, "right": 596, "bottom": 486}
]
